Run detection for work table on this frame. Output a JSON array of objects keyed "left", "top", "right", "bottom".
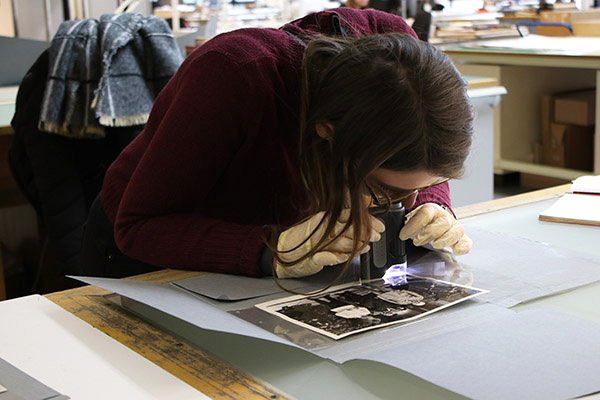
[{"left": 44, "top": 183, "right": 587, "bottom": 399}]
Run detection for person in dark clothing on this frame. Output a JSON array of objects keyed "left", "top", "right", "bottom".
[
  {"left": 9, "top": 50, "right": 143, "bottom": 292},
  {"left": 83, "top": 8, "right": 474, "bottom": 280}
]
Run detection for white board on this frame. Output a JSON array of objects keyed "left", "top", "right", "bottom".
[{"left": 0, "top": 295, "right": 208, "bottom": 400}]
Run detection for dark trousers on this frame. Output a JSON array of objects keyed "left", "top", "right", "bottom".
[{"left": 82, "top": 196, "right": 159, "bottom": 278}]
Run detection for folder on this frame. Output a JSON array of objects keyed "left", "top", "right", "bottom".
[{"left": 539, "top": 175, "right": 600, "bottom": 226}]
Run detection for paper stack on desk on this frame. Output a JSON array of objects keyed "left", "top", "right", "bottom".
[
  {"left": 0, "top": 295, "right": 206, "bottom": 400},
  {"left": 466, "top": 35, "right": 600, "bottom": 55},
  {"left": 539, "top": 175, "right": 600, "bottom": 226}
]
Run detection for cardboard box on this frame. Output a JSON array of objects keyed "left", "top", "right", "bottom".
[
  {"left": 554, "top": 89, "right": 596, "bottom": 127},
  {"left": 536, "top": 25, "right": 572, "bottom": 37},
  {"left": 540, "top": 8, "right": 600, "bottom": 25},
  {"left": 573, "top": 19, "right": 600, "bottom": 36},
  {"left": 539, "top": 9, "right": 577, "bottom": 24},
  {"left": 541, "top": 123, "right": 594, "bottom": 170},
  {"left": 541, "top": 144, "right": 565, "bottom": 167}
]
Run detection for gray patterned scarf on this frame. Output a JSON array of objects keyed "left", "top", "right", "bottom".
[{"left": 39, "top": 13, "right": 183, "bottom": 139}]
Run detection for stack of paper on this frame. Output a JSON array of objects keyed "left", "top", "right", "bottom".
[
  {"left": 0, "top": 295, "right": 206, "bottom": 400},
  {"left": 571, "top": 175, "right": 600, "bottom": 194},
  {"left": 463, "top": 35, "right": 600, "bottom": 55},
  {"left": 539, "top": 175, "right": 600, "bottom": 226}
]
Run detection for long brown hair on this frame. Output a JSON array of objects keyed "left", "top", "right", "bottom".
[{"left": 272, "top": 32, "right": 473, "bottom": 288}]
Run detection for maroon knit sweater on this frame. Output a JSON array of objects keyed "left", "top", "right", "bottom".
[{"left": 101, "top": 8, "right": 452, "bottom": 277}]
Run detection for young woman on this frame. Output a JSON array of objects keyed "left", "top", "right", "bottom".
[{"left": 82, "top": 8, "right": 473, "bottom": 280}]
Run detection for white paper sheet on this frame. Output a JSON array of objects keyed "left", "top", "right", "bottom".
[
  {"left": 0, "top": 295, "right": 208, "bottom": 400},
  {"left": 539, "top": 193, "right": 600, "bottom": 225},
  {"left": 75, "top": 277, "right": 301, "bottom": 348},
  {"left": 456, "top": 227, "right": 600, "bottom": 307},
  {"left": 366, "top": 309, "right": 600, "bottom": 400},
  {"left": 173, "top": 274, "right": 304, "bottom": 301},
  {"left": 0, "top": 384, "right": 6, "bottom": 393},
  {"left": 465, "top": 35, "right": 600, "bottom": 55},
  {"left": 173, "top": 265, "right": 359, "bottom": 301},
  {"left": 0, "top": 356, "right": 67, "bottom": 400},
  {"left": 572, "top": 175, "right": 600, "bottom": 194}
]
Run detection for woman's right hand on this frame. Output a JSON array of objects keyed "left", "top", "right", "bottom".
[{"left": 274, "top": 210, "right": 385, "bottom": 279}]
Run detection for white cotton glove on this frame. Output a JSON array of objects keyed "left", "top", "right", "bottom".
[
  {"left": 275, "top": 209, "right": 385, "bottom": 279},
  {"left": 399, "top": 203, "right": 472, "bottom": 256}
]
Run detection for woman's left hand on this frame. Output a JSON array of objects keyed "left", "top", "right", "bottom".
[{"left": 399, "top": 203, "right": 472, "bottom": 255}]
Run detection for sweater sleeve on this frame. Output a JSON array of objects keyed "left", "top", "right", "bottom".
[
  {"left": 411, "top": 181, "right": 453, "bottom": 214},
  {"left": 113, "top": 52, "right": 268, "bottom": 277}
]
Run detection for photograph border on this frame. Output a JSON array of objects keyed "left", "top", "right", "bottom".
[{"left": 255, "top": 274, "right": 489, "bottom": 340}]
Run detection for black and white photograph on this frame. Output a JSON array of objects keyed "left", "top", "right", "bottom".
[{"left": 255, "top": 275, "right": 488, "bottom": 340}]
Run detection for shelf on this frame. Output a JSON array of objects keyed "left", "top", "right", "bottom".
[{"left": 496, "top": 158, "right": 590, "bottom": 180}]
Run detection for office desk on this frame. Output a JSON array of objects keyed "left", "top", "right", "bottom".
[
  {"left": 444, "top": 38, "right": 600, "bottom": 181},
  {"left": 45, "top": 183, "right": 600, "bottom": 399}
]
